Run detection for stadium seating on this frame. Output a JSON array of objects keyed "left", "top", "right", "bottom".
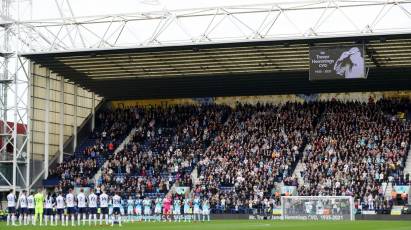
[
  {"left": 98, "top": 105, "right": 231, "bottom": 196},
  {"left": 47, "top": 99, "right": 410, "bottom": 213},
  {"left": 47, "top": 108, "right": 137, "bottom": 192},
  {"left": 298, "top": 99, "right": 411, "bottom": 211},
  {"left": 195, "top": 102, "right": 320, "bottom": 213}
]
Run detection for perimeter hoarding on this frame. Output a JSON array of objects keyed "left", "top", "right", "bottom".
[{"left": 309, "top": 45, "right": 366, "bottom": 80}]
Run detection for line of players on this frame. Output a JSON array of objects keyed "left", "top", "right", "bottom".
[{"left": 6, "top": 188, "right": 210, "bottom": 226}]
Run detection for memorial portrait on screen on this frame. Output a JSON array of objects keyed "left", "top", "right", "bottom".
[{"left": 334, "top": 47, "right": 365, "bottom": 79}]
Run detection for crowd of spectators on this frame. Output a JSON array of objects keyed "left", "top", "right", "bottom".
[
  {"left": 298, "top": 99, "right": 411, "bottom": 211},
  {"left": 49, "top": 108, "right": 138, "bottom": 192},
  {"left": 194, "top": 102, "right": 320, "bottom": 212},
  {"left": 48, "top": 98, "right": 411, "bottom": 213},
  {"left": 98, "top": 105, "right": 231, "bottom": 196}
]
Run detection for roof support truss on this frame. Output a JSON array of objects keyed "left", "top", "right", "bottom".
[{"left": 1, "top": 0, "right": 411, "bottom": 53}]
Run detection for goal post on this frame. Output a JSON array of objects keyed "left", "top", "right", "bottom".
[{"left": 281, "top": 196, "right": 355, "bottom": 221}]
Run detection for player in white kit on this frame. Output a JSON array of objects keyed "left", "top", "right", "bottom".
[
  {"left": 88, "top": 188, "right": 98, "bottom": 226},
  {"left": 77, "top": 188, "right": 87, "bottom": 226},
  {"left": 27, "top": 192, "right": 35, "bottom": 225},
  {"left": 56, "top": 192, "right": 65, "bottom": 226},
  {"left": 44, "top": 193, "right": 55, "bottom": 226},
  {"left": 99, "top": 190, "right": 110, "bottom": 225},
  {"left": 7, "top": 190, "right": 16, "bottom": 226},
  {"left": 65, "top": 188, "right": 76, "bottom": 226},
  {"left": 111, "top": 192, "right": 122, "bottom": 226},
  {"left": 18, "top": 190, "right": 28, "bottom": 225}
]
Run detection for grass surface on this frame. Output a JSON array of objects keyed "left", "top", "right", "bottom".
[{"left": 2, "top": 220, "right": 411, "bottom": 230}]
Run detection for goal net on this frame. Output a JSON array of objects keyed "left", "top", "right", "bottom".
[{"left": 281, "top": 196, "right": 354, "bottom": 221}]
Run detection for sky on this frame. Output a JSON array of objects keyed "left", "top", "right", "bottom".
[
  {"left": 28, "top": 0, "right": 286, "bottom": 19},
  {"left": 7, "top": 0, "right": 407, "bottom": 51},
  {"left": 2, "top": 0, "right": 411, "bottom": 122}
]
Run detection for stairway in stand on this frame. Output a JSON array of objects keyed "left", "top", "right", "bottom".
[{"left": 93, "top": 128, "right": 137, "bottom": 185}]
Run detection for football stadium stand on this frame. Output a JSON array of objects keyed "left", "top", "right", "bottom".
[
  {"left": 42, "top": 98, "right": 410, "bottom": 214},
  {"left": 4, "top": 1, "right": 411, "bottom": 228}
]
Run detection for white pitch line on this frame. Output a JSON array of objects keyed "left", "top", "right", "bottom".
[{"left": 248, "top": 223, "right": 272, "bottom": 227}]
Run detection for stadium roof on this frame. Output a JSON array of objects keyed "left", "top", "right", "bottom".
[{"left": 22, "top": 33, "right": 411, "bottom": 99}]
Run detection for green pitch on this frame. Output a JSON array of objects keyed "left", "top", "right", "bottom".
[{"left": 1, "top": 220, "right": 410, "bottom": 230}]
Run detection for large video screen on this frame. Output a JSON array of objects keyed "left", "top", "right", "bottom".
[{"left": 309, "top": 45, "right": 366, "bottom": 80}]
